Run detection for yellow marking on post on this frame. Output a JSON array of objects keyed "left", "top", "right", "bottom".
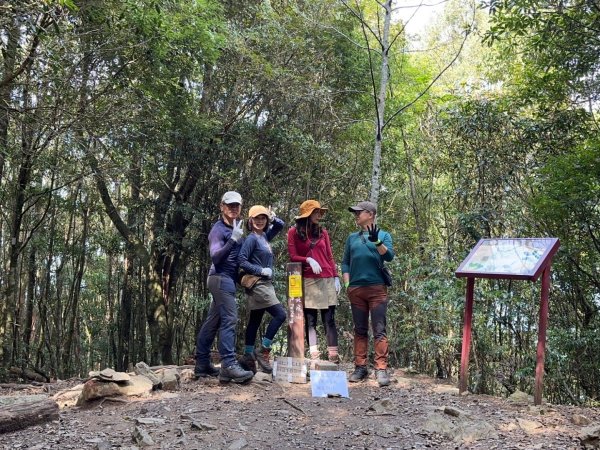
[{"left": 288, "top": 274, "right": 302, "bottom": 297}]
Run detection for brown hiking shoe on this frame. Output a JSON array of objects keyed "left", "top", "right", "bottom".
[
  {"left": 328, "top": 354, "right": 340, "bottom": 364},
  {"left": 254, "top": 346, "right": 272, "bottom": 374},
  {"left": 239, "top": 353, "right": 257, "bottom": 374}
]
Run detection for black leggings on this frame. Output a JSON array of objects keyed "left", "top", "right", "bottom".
[
  {"left": 245, "top": 303, "right": 287, "bottom": 346},
  {"left": 305, "top": 306, "right": 338, "bottom": 348}
]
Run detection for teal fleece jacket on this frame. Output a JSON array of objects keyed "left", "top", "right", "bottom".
[{"left": 341, "top": 230, "right": 394, "bottom": 287}]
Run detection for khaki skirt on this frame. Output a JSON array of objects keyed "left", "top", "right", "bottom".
[
  {"left": 304, "top": 278, "right": 338, "bottom": 309},
  {"left": 245, "top": 280, "right": 280, "bottom": 311}
]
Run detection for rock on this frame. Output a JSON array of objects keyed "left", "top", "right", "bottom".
[
  {"left": 99, "top": 368, "right": 131, "bottom": 383},
  {"left": 454, "top": 420, "right": 497, "bottom": 443},
  {"left": 117, "top": 375, "right": 153, "bottom": 397},
  {"left": 526, "top": 405, "right": 549, "bottom": 415},
  {"left": 422, "top": 412, "right": 455, "bottom": 435},
  {"left": 366, "top": 398, "right": 395, "bottom": 415},
  {"left": 422, "top": 411, "right": 497, "bottom": 444},
  {"left": 134, "top": 362, "right": 161, "bottom": 387},
  {"left": 516, "top": 417, "right": 542, "bottom": 434},
  {"left": 78, "top": 374, "right": 153, "bottom": 404},
  {"left": 191, "top": 421, "right": 217, "bottom": 431},
  {"left": 135, "top": 417, "right": 166, "bottom": 425},
  {"left": 444, "top": 406, "right": 467, "bottom": 417},
  {"left": 508, "top": 390, "right": 533, "bottom": 404},
  {"left": 132, "top": 426, "right": 154, "bottom": 447},
  {"left": 377, "top": 423, "right": 403, "bottom": 437},
  {"left": 314, "top": 361, "right": 338, "bottom": 371},
  {"left": 77, "top": 380, "right": 121, "bottom": 405},
  {"left": 180, "top": 368, "right": 195, "bottom": 383},
  {"left": 52, "top": 384, "right": 84, "bottom": 408},
  {"left": 580, "top": 424, "right": 600, "bottom": 448},
  {"left": 573, "top": 414, "right": 593, "bottom": 426},
  {"left": 228, "top": 438, "right": 248, "bottom": 449},
  {"left": 95, "top": 441, "right": 112, "bottom": 450},
  {"left": 432, "top": 384, "right": 459, "bottom": 395},
  {"left": 253, "top": 372, "right": 272, "bottom": 383},
  {"left": 158, "top": 368, "right": 180, "bottom": 391}
]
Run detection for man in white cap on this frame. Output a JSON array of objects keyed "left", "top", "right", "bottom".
[{"left": 195, "top": 191, "right": 254, "bottom": 383}]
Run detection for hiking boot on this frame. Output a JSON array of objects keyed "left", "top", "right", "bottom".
[
  {"left": 239, "top": 353, "right": 257, "bottom": 374},
  {"left": 254, "top": 346, "right": 273, "bottom": 374},
  {"left": 194, "top": 363, "right": 220, "bottom": 379},
  {"left": 376, "top": 369, "right": 390, "bottom": 387},
  {"left": 218, "top": 362, "right": 254, "bottom": 383},
  {"left": 349, "top": 365, "right": 368, "bottom": 382}
]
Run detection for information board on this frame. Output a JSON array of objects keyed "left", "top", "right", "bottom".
[{"left": 456, "top": 238, "right": 560, "bottom": 281}]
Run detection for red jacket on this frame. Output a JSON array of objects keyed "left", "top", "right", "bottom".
[{"left": 287, "top": 226, "right": 338, "bottom": 279}]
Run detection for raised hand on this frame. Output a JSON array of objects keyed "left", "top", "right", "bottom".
[
  {"left": 231, "top": 219, "right": 245, "bottom": 242},
  {"left": 367, "top": 223, "right": 380, "bottom": 242}
]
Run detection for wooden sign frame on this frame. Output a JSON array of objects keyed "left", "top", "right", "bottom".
[{"left": 455, "top": 238, "right": 560, "bottom": 405}]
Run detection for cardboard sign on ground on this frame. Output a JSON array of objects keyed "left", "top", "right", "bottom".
[
  {"left": 273, "top": 356, "right": 307, "bottom": 384},
  {"left": 310, "top": 370, "right": 349, "bottom": 398}
]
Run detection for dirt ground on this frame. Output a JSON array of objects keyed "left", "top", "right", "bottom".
[{"left": 0, "top": 365, "right": 598, "bottom": 449}]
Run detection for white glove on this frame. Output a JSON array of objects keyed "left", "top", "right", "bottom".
[
  {"left": 306, "top": 257, "right": 322, "bottom": 274},
  {"left": 261, "top": 267, "right": 273, "bottom": 278},
  {"left": 334, "top": 277, "right": 341, "bottom": 294},
  {"left": 230, "top": 219, "right": 244, "bottom": 242}
]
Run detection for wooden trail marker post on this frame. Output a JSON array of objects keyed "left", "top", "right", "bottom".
[
  {"left": 455, "top": 238, "right": 560, "bottom": 405},
  {"left": 286, "top": 262, "right": 304, "bottom": 358}
]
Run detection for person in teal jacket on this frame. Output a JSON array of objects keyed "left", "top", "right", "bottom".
[{"left": 341, "top": 201, "right": 395, "bottom": 387}]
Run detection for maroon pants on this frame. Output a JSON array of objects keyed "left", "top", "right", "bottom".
[{"left": 347, "top": 285, "right": 389, "bottom": 369}]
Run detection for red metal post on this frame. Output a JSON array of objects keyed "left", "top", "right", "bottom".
[
  {"left": 286, "top": 262, "right": 304, "bottom": 358},
  {"left": 535, "top": 267, "right": 550, "bottom": 405},
  {"left": 459, "top": 277, "right": 475, "bottom": 394}
]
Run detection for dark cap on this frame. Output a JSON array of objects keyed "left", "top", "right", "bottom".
[{"left": 348, "top": 201, "right": 377, "bottom": 214}]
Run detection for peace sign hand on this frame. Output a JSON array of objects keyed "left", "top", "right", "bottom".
[{"left": 231, "top": 219, "right": 245, "bottom": 242}]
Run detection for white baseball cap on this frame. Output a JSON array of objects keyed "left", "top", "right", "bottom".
[{"left": 221, "top": 191, "right": 242, "bottom": 204}]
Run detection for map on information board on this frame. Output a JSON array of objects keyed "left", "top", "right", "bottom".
[{"left": 456, "top": 238, "right": 560, "bottom": 281}]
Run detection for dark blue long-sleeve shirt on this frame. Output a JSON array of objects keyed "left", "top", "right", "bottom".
[
  {"left": 239, "top": 218, "right": 285, "bottom": 276},
  {"left": 208, "top": 219, "right": 244, "bottom": 284}
]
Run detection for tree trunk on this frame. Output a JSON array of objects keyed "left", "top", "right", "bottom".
[
  {"left": 22, "top": 247, "right": 36, "bottom": 363},
  {"left": 369, "top": 0, "right": 392, "bottom": 205},
  {"left": 62, "top": 200, "right": 90, "bottom": 376}
]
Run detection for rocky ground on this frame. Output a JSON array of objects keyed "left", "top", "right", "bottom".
[{"left": 0, "top": 364, "right": 599, "bottom": 449}]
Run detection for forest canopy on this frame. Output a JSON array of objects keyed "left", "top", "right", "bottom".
[{"left": 0, "top": 0, "right": 598, "bottom": 405}]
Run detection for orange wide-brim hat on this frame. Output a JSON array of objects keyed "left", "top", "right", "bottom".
[{"left": 294, "top": 200, "right": 328, "bottom": 219}]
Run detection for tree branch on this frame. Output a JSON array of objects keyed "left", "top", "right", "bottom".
[
  {"left": 383, "top": 22, "right": 472, "bottom": 130},
  {"left": 339, "top": 0, "right": 383, "bottom": 47}
]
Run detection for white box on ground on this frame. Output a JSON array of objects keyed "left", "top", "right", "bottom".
[
  {"left": 273, "top": 356, "right": 307, "bottom": 384},
  {"left": 310, "top": 370, "right": 349, "bottom": 398}
]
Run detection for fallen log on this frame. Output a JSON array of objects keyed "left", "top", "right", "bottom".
[
  {"left": 0, "top": 399, "right": 59, "bottom": 433},
  {"left": 0, "top": 383, "right": 42, "bottom": 390},
  {"left": 8, "top": 367, "right": 48, "bottom": 383}
]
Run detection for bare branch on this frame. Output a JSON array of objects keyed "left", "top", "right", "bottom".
[
  {"left": 358, "top": 9, "right": 381, "bottom": 136},
  {"left": 338, "top": 0, "right": 383, "bottom": 47},
  {"left": 383, "top": 23, "right": 473, "bottom": 130},
  {"left": 0, "top": 13, "right": 53, "bottom": 89}
]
